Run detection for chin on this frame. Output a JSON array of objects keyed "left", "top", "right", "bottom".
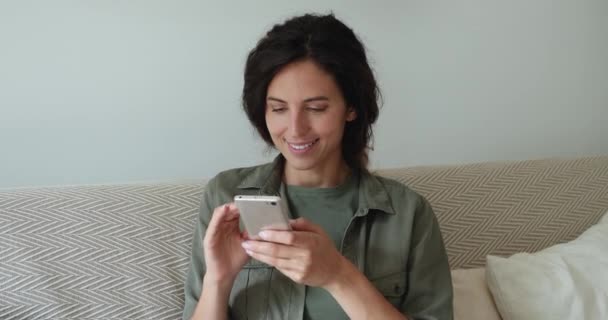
[{"left": 281, "top": 154, "right": 319, "bottom": 171}]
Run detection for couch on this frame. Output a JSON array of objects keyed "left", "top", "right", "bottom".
[{"left": 1, "top": 156, "right": 607, "bottom": 319}]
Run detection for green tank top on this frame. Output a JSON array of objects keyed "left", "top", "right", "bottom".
[{"left": 284, "top": 173, "right": 359, "bottom": 320}]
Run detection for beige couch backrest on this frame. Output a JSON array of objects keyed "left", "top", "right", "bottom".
[
  {"left": 1, "top": 156, "right": 607, "bottom": 318},
  {"left": 378, "top": 156, "right": 608, "bottom": 269}
]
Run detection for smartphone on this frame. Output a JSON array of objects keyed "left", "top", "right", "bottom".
[{"left": 234, "top": 195, "right": 292, "bottom": 239}]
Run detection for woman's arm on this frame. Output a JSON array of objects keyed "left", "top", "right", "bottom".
[
  {"left": 242, "top": 218, "right": 408, "bottom": 320},
  {"left": 325, "top": 256, "right": 408, "bottom": 320},
  {"left": 189, "top": 204, "right": 249, "bottom": 320},
  {"left": 183, "top": 177, "right": 250, "bottom": 320},
  {"left": 190, "top": 275, "right": 234, "bottom": 320}
]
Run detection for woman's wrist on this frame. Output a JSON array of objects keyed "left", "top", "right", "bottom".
[
  {"left": 203, "top": 261, "right": 240, "bottom": 284},
  {"left": 202, "top": 273, "right": 236, "bottom": 296},
  {"left": 323, "top": 255, "right": 358, "bottom": 294},
  {"left": 321, "top": 256, "right": 407, "bottom": 320},
  {"left": 193, "top": 275, "right": 234, "bottom": 320},
  {"left": 203, "top": 272, "right": 236, "bottom": 290}
]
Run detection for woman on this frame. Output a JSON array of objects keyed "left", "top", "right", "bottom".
[{"left": 183, "top": 13, "right": 453, "bottom": 320}]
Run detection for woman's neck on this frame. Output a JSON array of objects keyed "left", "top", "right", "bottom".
[{"left": 283, "top": 158, "right": 351, "bottom": 188}]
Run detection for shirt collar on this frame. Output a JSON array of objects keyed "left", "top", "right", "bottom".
[
  {"left": 357, "top": 170, "right": 396, "bottom": 215},
  {"left": 236, "top": 155, "right": 284, "bottom": 195},
  {"left": 237, "top": 154, "right": 395, "bottom": 215}
]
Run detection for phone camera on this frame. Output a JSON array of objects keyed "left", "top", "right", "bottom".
[{"left": 270, "top": 202, "right": 276, "bottom": 206}]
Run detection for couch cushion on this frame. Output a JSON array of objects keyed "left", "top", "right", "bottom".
[
  {"left": 486, "top": 211, "right": 608, "bottom": 320},
  {"left": 452, "top": 268, "right": 501, "bottom": 320},
  {"left": 0, "top": 183, "right": 203, "bottom": 319}
]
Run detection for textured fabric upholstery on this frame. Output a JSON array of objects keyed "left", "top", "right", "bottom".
[
  {"left": 0, "top": 184, "right": 204, "bottom": 319},
  {"left": 379, "top": 156, "right": 608, "bottom": 268},
  {"left": 1, "top": 156, "right": 607, "bottom": 319}
]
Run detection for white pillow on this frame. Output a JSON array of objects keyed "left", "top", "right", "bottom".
[{"left": 486, "top": 212, "right": 608, "bottom": 320}]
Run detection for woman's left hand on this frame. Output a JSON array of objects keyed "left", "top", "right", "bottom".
[{"left": 241, "top": 217, "right": 346, "bottom": 289}]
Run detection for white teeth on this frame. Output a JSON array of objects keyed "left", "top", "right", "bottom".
[{"left": 289, "top": 140, "right": 315, "bottom": 150}]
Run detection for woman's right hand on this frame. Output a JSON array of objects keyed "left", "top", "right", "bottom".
[{"left": 203, "top": 203, "right": 249, "bottom": 285}]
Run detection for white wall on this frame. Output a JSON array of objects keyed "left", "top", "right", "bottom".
[{"left": 1, "top": 0, "right": 607, "bottom": 188}]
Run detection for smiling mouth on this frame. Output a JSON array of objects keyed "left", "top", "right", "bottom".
[{"left": 286, "top": 138, "right": 319, "bottom": 151}]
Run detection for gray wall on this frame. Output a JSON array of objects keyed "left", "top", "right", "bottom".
[{"left": 1, "top": 0, "right": 607, "bottom": 188}]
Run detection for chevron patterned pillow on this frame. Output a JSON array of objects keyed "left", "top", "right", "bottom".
[{"left": 485, "top": 211, "right": 608, "bottom": 320}]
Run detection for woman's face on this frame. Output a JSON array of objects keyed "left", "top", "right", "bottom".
[{"left": 265, "top": 59, "right": 356, "bottom": 173}]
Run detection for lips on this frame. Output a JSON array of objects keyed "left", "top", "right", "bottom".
[{"left": 286, "top": 138, "right": 319, "bottom": 154}]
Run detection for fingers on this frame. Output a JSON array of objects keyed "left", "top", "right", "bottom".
[
  {"left": 224, "top": 203, "right": 240, "bottom": 220},
  {"left": 206, "top": 203, "right": 240, "bottom": 238},
  {"left": 243, "top": 245, "right": 311, "bottom": 284},
  {"left": 289, "top": 217, "right": 322, "bottom": 233},
  {"left": 243, "top": 249, "right": 297, "bottom": 271},
  {"left": 242, "top": 240, "right": 305, "bottom": 259},
  {"left": 258, "top": 229, "right": 311, "bottom": 247},
  {"left": 257, "top": 218, "right": 323, "bottom": 246},
  {"left": 241, "top": 230, "right": 251, "bottom": 240}
]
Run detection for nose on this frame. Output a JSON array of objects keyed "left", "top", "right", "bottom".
[{"left": 289, "top": 110, "right": 309, "bottom": 137}]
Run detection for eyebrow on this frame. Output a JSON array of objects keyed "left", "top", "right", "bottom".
[{"left": 267, "top": 96, "right": 330, "bottom": 104}]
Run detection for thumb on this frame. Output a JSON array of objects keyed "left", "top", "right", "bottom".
[
  {"left": 241, "top": 230, "right": 251, "bottom": 240},
  {"left": 289, "top": 217, "right": 321, "bottom": 233}
]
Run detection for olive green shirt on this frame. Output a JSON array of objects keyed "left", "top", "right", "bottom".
[
  {"left": 183, "top": 156, "right": 453, "bottom": 320},
  {"left": 285, "top": 173, "right": 358, "bottom": 320}
]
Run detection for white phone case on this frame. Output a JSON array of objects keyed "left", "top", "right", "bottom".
[{"left": 234, "top": 195, "right": 292, "bottom": 238}]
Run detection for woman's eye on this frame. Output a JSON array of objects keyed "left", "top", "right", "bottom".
[
  {"left": 271, "top": 107, "right": 286, "bottom": 113},
  {"left": 307, "top": 106, "right": 326, "bottom": 113}
]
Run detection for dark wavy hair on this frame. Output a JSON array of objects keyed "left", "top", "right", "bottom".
[{"left": 242, "top": 13, "right": 380, "bottom": 171}]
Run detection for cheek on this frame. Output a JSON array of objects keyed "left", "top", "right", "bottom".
[
  {"left": 265, "top": 115, "right": 283, "bottom": 137},
  {"left": 316, "top": 117, "right": 346, "bottom": 141}
]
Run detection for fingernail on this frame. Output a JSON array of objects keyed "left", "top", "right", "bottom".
[
  {"left": 241, "top": 241, "right": 251, "bottom": 249},
  {"left": 245, "top": 250, "right": 253, "bottom": 255},
  {"left": 258, "top": 231, "right": 269, "bottom": 239}
]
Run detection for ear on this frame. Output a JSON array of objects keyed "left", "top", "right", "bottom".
[{"left": 346, "top": 108, "right": 357, "bottom": 122}]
